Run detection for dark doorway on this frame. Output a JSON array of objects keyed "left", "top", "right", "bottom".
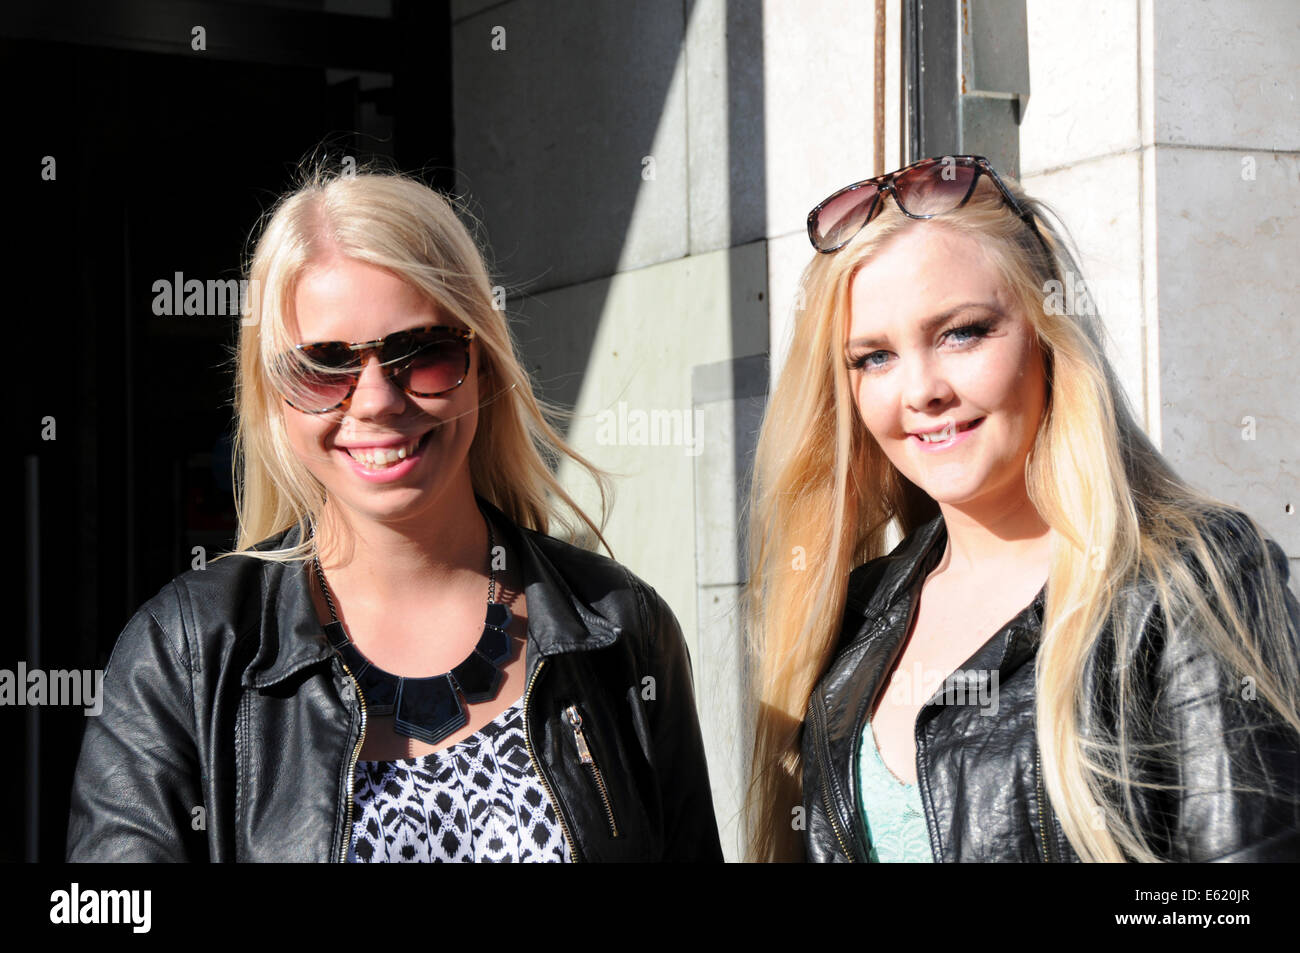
[{"left": 4, "top": 0, "right": 452, "bottom": 861}]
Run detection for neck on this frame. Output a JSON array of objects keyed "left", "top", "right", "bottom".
[
  {"left": 313, "top": 478, "right": 489, "bottom": 605},
  {"left": 934, "top": 486, "right": 1052, "bottom": 578}
]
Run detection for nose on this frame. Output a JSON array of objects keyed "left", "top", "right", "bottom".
[
  {"left": 345, "top": 354, "right": 406, "bottom": 418},
  {"left": 900, "top": 351, "right": 955, "bottom": 413}
]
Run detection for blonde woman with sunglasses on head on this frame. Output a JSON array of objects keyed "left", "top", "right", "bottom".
[
  {"left": 67, "top": 167, "right": 722, "bottom": 863},
  {"left": 745, "top": 155, "right": 1300, "bottom": 863}
]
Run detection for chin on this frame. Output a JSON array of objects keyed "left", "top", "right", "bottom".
[
  {"left": 913, "top": 485, "right": 962, "bottom": 505},
  {"left": 325, "top": 465, "right": 458, "bottom": 513},
  {"left": 337, "top": 489, "right": 428, "bottom": 519},
  {"left": 902, "top": 472, "right": 987, "bottom": 506},
  {"left": 923, "top": 472, "right": 1020, "bottom": 509}
]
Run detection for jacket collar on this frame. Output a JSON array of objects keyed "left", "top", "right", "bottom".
[
  {"left": 243, "top": 524, "right": 330, "bottom": 690},
  {"left": 819, "top": 514, "right": 1048, "bottom": 861},
  {"left": 825, "top": 516, "right": 949, "bottom": 726},
  {"left": 833, "top": 514, "right": 1047, "bottom": 720},
  {"left": 482, "top": 498, "right": 623, "bottom": 656},
  {"left": 243, "top": 500, "right": 620, "bottom": 689},
  {"left": 844, "top": 515, "right": 949, "bottom": 632}
]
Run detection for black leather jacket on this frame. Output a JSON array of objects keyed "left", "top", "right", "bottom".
[
  {"left": 67, "top": 505, "right": 723, "bottom": 862},
  {"left": 803, "top": 513, "right": 1300, "bottom": 862}
]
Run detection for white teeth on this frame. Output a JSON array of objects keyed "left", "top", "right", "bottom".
[
  {"left": 915, "top": 419, "right": 979, "bottom": 443},
  {"left": 345, "top": 435, "right": 421, "bottom": 469}
]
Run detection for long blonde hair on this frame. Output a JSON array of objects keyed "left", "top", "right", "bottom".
[
  {"left": 224, "top": 164, "right": 610, "bottom": 562},
  {"left": 745, "top": 175, "right": 1300, "bottom": 862}
]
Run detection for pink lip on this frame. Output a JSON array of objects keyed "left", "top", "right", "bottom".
[
  {"left": 337, "top": 431, "right": 430, "bottom": 482},
  {"left": 909, "top": 416, "right": 984, "bottom": 451},
  {"left": 342, "top": 452, "right": 420, "bottom": 482},
  {"left": 908, "top": 418, "right": 981, "bottom": 436}
]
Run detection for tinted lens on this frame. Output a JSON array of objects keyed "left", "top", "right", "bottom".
[
  {"left": 301, "top": 342, "right": 359, "bottom": 371},
  {"left": 394, "top": 333, "right": 469, "bottom": 396},
  {"left": 893, "top": 159, "right": 978, "bottom": 216},
  {"left": 812, "top": 184, "right": 881, "bottom": 251},
  {"left": 279, "top": 350, "right": 356, "bottom": 411}
]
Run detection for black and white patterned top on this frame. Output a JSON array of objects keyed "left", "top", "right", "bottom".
[{"left": 346, "top": 696, "right": 571, "bottom": 863}]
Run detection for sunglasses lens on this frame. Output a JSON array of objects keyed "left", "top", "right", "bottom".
[
  {"left": 278, "top": 361, "right": 351, "bottom": 410},
  {"left": 276, "top": 329, "right": 471, "bottom": 410},
  {"left": 279, "top": 351, "right": 355, "bottom": 412},
  {"left": 813, "top": 185, "right": 881, "bottom": 251},
  {"left": 894, "top": 160, "right": 978, "bottom": 216},
  {"left": 397, "top": 333, "right": 469, "bottom": 396}
]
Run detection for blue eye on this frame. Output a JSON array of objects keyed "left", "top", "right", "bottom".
[
  {"left": 847, "top": 319, "right": 994, "bottom": 373},
  {"left": 944, "top": 321, "right": 993, "bottom": 345},
  {"left": 848, "top": 350, "right": 890, "bottom": 372}
]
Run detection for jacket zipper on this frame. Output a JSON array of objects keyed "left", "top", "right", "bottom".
[
  {"left": 1035, "top": 746, "right": 1056, "bottom": 863},
  {"left": 522, "top": 658, "right": 580, "bottom": 861},
  {"left": 811, "top": 693, "right": 857, "bottom": 861},
  {"left": 338, "top": 661, "right": 368, "bottom": 863},
  {"left": 563, "top": 704, "right": 620, "bottom": 838}
]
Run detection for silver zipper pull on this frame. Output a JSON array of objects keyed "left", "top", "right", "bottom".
[{"left": 563, "top": 705, "right": 594, "bottom": 764}]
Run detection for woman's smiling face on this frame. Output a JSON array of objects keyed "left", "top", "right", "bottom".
[
  {"left": 846, "top": 225, "right": 1047, "bottom": 513},
  {"left": 281, "top": 255, "right": 480, "bottom": 529}
]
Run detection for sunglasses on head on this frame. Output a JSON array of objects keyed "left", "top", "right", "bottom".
[
  {"left": 807, "top": 154, "right": 1044, "bottom": 253},
  {"left": 275, "top": 324, "right": 475, "bottom": 414}
]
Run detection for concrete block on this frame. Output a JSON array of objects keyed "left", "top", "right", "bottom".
[
  {"left": 761, "top": 0, "right": 877, "bottom": 240},
  {"left": 1153, "top": 0, "right": 1300, "bottom": 150},
  {"left": 766, "top": 230, "right": 815, "bottom": 385},
  {"left": 694, "top": 580, "right": 750, "bottom": 862},
  {"left": 685, "top": 0, "right": 766, "bottom": 253},
  {"left": 1023, "top": 152, "right": 1147, "bottom": 425},
  {"left": 692, "top": 354, "right": 769, "bottom": 588},
  {"left": 1154, "top": 148, "right": 1300, "bottom": 554},
  {"left": 453, "top": 0, "right": 689, "bottom": 293},
  {"left": 510, "top": 241, "right": 768, "bottom": 647},
  {"left": 1021, "top": 0, "right": 1140, "bottom": 174}
]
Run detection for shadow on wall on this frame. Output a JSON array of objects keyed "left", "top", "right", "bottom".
[{"left": 452, "top": 0, "right": 767, "bottom": 429}]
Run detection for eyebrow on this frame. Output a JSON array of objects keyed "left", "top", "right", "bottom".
[{"left": 846, "top": 302, "right": 1003, "bottom": 351}]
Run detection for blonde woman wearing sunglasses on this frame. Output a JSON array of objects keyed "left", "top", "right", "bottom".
[
  {"left": 67, "top": 168, "right": 722, "bottom": 862},
  {"left": 744, "top": 156, "right": 1300, "bottom": 863}
]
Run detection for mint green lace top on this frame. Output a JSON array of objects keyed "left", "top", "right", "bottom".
[{"left": 857, "top": 719, "right": 933, "bottom": 862}]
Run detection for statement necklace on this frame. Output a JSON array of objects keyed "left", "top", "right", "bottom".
[{"left": 311, "top": 517, "right": 513, "bottom": 745}]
